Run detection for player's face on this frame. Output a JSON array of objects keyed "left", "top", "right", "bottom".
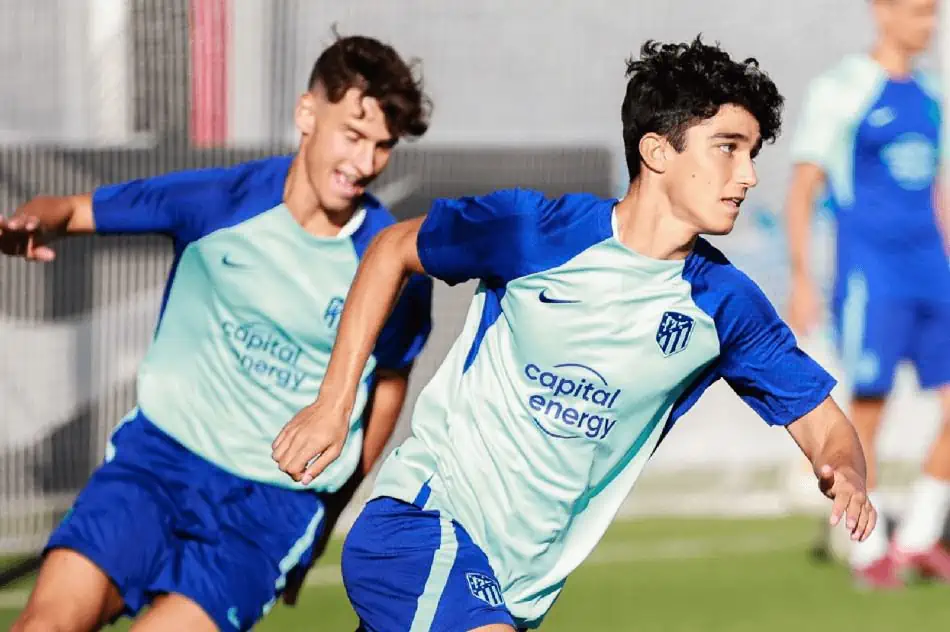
[
  {"left": 296, "top": 87, "right": 396, "bottom": 213},
  {"left": 879, "top": 0, "right": 937, "bottom": 53},
  {"left": 664, "top": 104, "right": 761, "bottom": 236}
]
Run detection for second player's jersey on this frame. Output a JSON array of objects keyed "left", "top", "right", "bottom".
[
  {"left": 93, "top": 156, "right": 432, "bottom": 492},
  {"left": 790, "top": 54, "right": 950, "bottom": 302},
  {"left": 371, "top": 189, "right": 834, "bottom": 626}
]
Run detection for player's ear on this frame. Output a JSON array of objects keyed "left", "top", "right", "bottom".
[
  {"left": 639, "top": 133, "right": 669, "bottom": 175},
  {"left": 295, "top": 92, "right": 318, "bottom": 136}
]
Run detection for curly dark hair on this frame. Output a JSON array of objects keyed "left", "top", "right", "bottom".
[
  {"left": 308, "top": 30, "right": 431, "bottom": 140},
  {"left": 621, "top": 36, "right": 784, "bottom": 180}
]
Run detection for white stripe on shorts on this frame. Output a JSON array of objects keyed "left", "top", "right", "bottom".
[{"left": 410, "top": 512, "right": 459, "bottom": 632}]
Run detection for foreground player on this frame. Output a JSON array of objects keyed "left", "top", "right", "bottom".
[
  {"left": 274, "top": 38, "right": 876, "bottom": 630},
  {"left": 1, "top": 35, "right": 432, "bottom": 631},
  {"left": 786, "top": 0, "right": 950, "bottom": 586}
]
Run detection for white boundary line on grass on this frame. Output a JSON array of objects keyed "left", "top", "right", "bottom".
[{"left": 0, "top": 532, "right": 807, "bottom": 610}]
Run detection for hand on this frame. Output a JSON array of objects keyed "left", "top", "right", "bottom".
[
  {"left": 788, "top": 274, "right": 821, "bottom": 336},
  {"left": 818, "top": 464, "right": 877, "bottom": 542},
  {"left": 272, "top": 401, "right": 350, "bottom": 485},
  {"left": 0, "top": 215, "right": 56, "bottom": 261}
]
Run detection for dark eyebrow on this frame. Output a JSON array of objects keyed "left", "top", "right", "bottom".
[{"left": 710, "top": 132, "right": 751, "bottom": 142}]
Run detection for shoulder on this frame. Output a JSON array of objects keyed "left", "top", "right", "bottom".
[
  {"left": 174, "top": 155, "right": 293, "bottom": 240},
  {"left": 165, "top": 155, "right": 291, "bottom": 204},
  {"left": 683, "top": 238, "right": 755, "bottom": 294},
  {"left": 815, "top": 55, "right": 885, "bottom": 93},
  {"left": 802, "top": 56, "right": 887, "bottom": 113},
  {"left": 913, "top": 67, "right": 941, "bottom": 102},
  {"left": 684, "top": 239, "right": 780, "bottom": 342},
  {"left": 158, "top": 155, "right": 289, "bottom": 222}
]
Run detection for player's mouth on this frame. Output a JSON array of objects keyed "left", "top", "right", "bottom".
[
  {"left": 332, "top": 170, "right": 364, "bottom": 198},
  {"left": 721, "top": 197, "right": 744, "bottom": 211}
]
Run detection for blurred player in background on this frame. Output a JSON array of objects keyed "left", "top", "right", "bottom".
[
  {"left": 0, "top": 34, "right": 433, "bottom": 632},
  {"left": 786, "top": 0, "right": 950, "bottom": 587},
  {"left": 274, "top": 37, "right": 876, "bottom": 631}
]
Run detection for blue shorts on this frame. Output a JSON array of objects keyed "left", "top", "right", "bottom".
[
  {"left": 833, "top": 292, "right": 950, "bottom": 398},
  {"left": 45, "top": 411, "right": 326, "bottom": 631},
  {"left": 342, "top": 493, "right": 520, "bottom": 632}
]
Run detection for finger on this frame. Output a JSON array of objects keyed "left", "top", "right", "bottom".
[
  {"left": 31, "top": 246, "right": 55, "bottom": 262},
  {"left": 274, "top": 421, "right": 308, "bottom": 464},
  {"left": 272, "top": 423, "right": 295, "bottom": 455},
  {"left": 285, "top": 436, "right": 333, "bottom": 480},
  {"left": 853, "top": 501, "right": 871, "bottom": 542},
  {"left": 275, "top": 430, "right": 308, "bottom": 472},
  {"left": 829, "top": 487, "right": 849, "bottom": 526},
  {"left": 845, "top": 491, "right": 865, "bottom": 536},
  {"left": 5, "top": 216, "right": 24, "bottom": 231},
  {"left": 25, "top": 233, "right": 38, "bottom": 259},
  {"left": 300, "top": 444, "right": 341, "bottom": 485},
  {"left": 23, "top": 217, "right": 39, "bottom": 232}
]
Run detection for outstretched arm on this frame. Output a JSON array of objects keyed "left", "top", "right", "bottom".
[
  {"left": 711, "top": 260, "right": 875, "bottom": 543},
  {"left": 2, "top": 166, "right": 231, "bottom": 261},
  {"left": 272, "top": 217, "right": 425, "bottom": 484},
  {"left": 786, "top": 396, "right": 875, "bottom": 541}
]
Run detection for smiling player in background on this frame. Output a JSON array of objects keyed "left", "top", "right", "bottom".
[{"left": 1, "top": 34, "right": 433, "bottom": 632}]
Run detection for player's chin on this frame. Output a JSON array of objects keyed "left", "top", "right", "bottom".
[
  {"left": 320, "top": 190, "right": 362, "bottom": 213},
  {"left": 700, "top": 219, "right": 738, "bottom": 236},
  {"left": 703, "top": 205, "right": 740, "bottom": 235}
]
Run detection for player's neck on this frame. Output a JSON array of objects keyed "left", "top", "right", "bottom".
[
  {"left": 614, "top": 180, "right": 696, "bottom": 262},
  {"left": 283, "top": 156, "right": 357, "bottom": 238},
  {"left": 870, "top": 41, "right": 915, "bottom": 79}
]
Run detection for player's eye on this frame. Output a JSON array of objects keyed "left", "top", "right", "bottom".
[
  {"left": 718, "top": 144, "right": 736, "bottom": 155},
  {"left": 343, "top": 129, "right": 361, "bottom": 142}
]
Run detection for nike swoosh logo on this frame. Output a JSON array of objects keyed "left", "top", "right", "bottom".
[
  {"left": 539, "top": 290, "right": 580, "bottom": 304},
  {"left": 221, "top": 255, "right": 249, "bottom": 268}
]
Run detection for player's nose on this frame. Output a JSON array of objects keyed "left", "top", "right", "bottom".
[
  {"left": 353, "top": 145, "right": 374, "bottom": 179},
  {"left": 734, "top": 157, "right": 758, "bottom": 188}
]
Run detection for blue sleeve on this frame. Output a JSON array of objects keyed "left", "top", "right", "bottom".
[
  {"left": 92, "top": 168, "right": 227, "bottom": 239},
  {"left": 372, "top": 273, "right": 434, "bottom": 371},
  {"left": 717, "top": 278, "right": 836, "bottom": 426},
  {"left": 416, "top": 189, "right": 612, "bottom": 286},
  {"left": 416, "top": 189, "right": 546, "bottom": 286}
]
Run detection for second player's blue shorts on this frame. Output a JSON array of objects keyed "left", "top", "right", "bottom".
[
  {"left": 342, "top": 488, "right": 523, "bottom": 631},
  {"left": 45, "top": 409, "right": 326, "bottom": 631},
  {"left": 832, "top": 289, "right": 950, "bottom": 398}
]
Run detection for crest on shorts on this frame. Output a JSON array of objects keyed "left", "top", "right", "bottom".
[
  {"left": 466, "top": 572, "right": 505, "bottom": 607},
  {"left": 656, "top": 311, "right": 694, "bottom": 357}
]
